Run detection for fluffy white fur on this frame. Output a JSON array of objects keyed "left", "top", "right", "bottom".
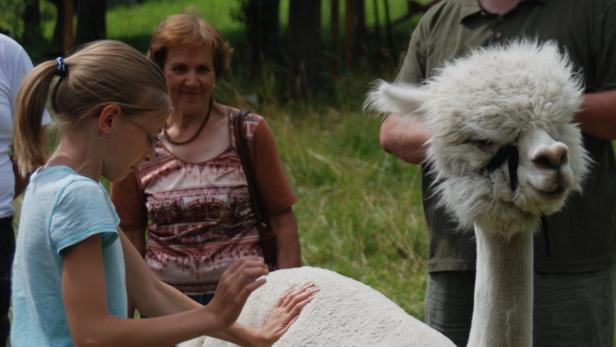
[
  {"left": 365, "top": 40, "right": 591, "bottom": 347},
  {"left": 178, "top": 267, "right": 455, "bottom": 347},
  {"left": 366, "top": 40, "right": 589, "bottom": 238}
]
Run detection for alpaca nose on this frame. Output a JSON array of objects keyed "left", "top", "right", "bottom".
[{"left": 531, "top": 144, "right": 568, "bottom": 170}]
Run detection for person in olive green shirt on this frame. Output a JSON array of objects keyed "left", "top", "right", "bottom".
[{"left": 380, "top": 0, "right": 616, "bottom": 346}]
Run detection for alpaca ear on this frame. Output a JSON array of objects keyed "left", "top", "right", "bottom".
[{"left": 364, "top": 80, "right": 430, "bottom": 119}]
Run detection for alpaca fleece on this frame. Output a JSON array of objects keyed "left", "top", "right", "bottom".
[
  {"left": 365, "top": 40, "right": 589, "bottom": 238},
  {"left": 179, "top": 267, "right": 454, "bottom": 347},
  {"left": 365, "top": 40, "right": 591, "bottom": 347}
]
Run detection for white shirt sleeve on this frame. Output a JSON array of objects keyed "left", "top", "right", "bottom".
[{"left": 9, "top": 41, "right": 52, "bottom": 126}]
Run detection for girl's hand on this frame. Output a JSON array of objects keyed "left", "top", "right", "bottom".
[
  {"left": 205, "top": 257, "right": 269, "bottom": 331},
  {"left": 259, "top": 282, "right": 319, "bottom": 346}
]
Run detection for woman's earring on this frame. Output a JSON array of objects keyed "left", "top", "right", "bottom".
[{"left": 97, "top": 132, "right": 108, "bottom": 141}]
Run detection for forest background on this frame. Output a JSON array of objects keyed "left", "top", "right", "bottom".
[{"left": 3, "top": 0, "right": 455, "bottom": 320}]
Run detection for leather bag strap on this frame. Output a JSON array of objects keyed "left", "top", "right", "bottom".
[{"left": 233, "top": 110, "right": 276, "bottom": 264}]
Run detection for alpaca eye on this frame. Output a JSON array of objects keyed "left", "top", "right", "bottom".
[{"left": 470, "top": 139, "right": 498, "bottom": 153}]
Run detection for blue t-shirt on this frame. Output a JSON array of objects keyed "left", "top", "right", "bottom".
[{"left": 11, "top": 166, "right": 127, "bottom": 347}]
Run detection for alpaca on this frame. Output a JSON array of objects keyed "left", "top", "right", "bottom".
[
  {"left": 365, "top": 40, "right": 589, "bottom": 346},
  {"left": 179, "top": 41, "right": 589, "bottom": 347},
  {"left": 179, "top": 266, "right": 455, "bottom": 347}
]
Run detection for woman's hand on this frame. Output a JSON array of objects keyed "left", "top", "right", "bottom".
[
  {"left": 204, "top": 257, "right": 269, "bottom": 332},
  {"left": 258, "top": 282, "right": 319, "bottom": 346}
]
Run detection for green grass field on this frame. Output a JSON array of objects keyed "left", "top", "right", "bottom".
[{"left": 265, "top": 106, "right": 429, "bottom": 317}]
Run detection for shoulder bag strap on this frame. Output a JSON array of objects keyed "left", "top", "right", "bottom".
[{"left": 233, "top": 110, "right": 276, "bottom": 261}]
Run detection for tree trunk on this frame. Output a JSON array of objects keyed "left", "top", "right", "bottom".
[
  {"left": 372, "top": 0, "right": 381, "bottom": 43},
  {"left": 243, "top": 0, "right": 280, "bottom": 77},
  {"left": 63, "top": 0, "right": 74, "bottom": 55},
  {"left": 75, "top": 0, "right": 106, "bottom": 47},
  {"left": 384, "top": 0, "right": 396, "bottom": 61},
  {"left": 344, "top": 0, "right": 366, "bottom": 69},
  {"left": 49, "top": 0, "right": 65, "bottom": 52},
  {"left": 287, "top": 0, "right": 321, "bottom": 100},
  {"left": 22, "top": 0, "right": 42, "bottom": 49},
  {"left": 331, "top": 0, "right": 340, "bottom": 76}
]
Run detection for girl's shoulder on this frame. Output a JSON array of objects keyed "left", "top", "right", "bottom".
[{"left": 28, "top": 166, "right": 110, "bottom": 216}]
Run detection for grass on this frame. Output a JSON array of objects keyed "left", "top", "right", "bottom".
[{"left": 264, "top": 105, "right": 429, "bottom": 316}]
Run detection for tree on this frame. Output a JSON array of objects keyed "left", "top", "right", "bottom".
[
  {"left": 22, "top": 0, "right": 42, "bottom": 49},
  {"left": 49, "top": 0, "right": 65, "bottom": 51},
  {"left": 344, "top": 0, "right": 366, "bottom": 69},
  {"left": 241, "top": 0, "right": 281, "bottom": 77},
  {"left": 75, "top": 0, "right": 106, "bottom": 47},
  {"left": 287, "top": 0, "right": 321, "bottom": 100}
]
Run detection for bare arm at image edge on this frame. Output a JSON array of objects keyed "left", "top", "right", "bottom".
[{"left": 576, "top": 91, "right": 616, "bottom": 140}]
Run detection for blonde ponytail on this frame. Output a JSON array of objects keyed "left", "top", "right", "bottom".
[{"left": 13, "top": 61, "right": 58, "bottom": 177}]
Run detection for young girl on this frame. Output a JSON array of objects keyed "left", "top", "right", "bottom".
[{"left": 11, "top": 40, "right": 315, "bottom": 347}]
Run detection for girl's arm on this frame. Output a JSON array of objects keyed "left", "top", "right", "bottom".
[
  {"left": 120, "top": 230, "right": 317, "bottom": 346},
  {"left": 62, "top": 234, "right": 268, "bottom": 347},
  {"left": 118, "top": 230, "right": 317, "bottom": 346}
]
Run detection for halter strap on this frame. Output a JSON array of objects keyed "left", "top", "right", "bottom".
[
  {"left": 485, "top": 144, "right": 519, "bottom": 192},
  {"left": 484, "top": 143, "right": 551, "bottom": 257}
]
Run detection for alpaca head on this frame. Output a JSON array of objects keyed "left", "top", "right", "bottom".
[{"left": 366, "top": 41, "right": 590, "bottom": 237}]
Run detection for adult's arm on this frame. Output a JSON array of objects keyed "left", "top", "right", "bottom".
[
  {"left": 252, "top": 119, "right": 302, "bottom": 268},
  {"left": 110, "top": 172, "right": 147, "bottom": 255},
  {"left": 270, "top": 208, "right": 301, "bottom": 268},
  {"left": 378, "top": 3, "right": 431, "bottom": 165},
  {"left": 575, "top": 91, "right": 616, "bottom": 140},
  {"left": 580, "top": 2, "right": 616, "bottom": 140},
  {"left": 379, "top": 114, "right": 430, "bottom": 165}
]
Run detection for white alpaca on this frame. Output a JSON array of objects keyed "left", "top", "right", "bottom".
[
  {"left": 180, "top": 41, "right": 589, "bottom": 347},
  {"left": 180, "top": 267, "right": 454, "bottom": 347},
  {"left": 365, "top": 40, "right": 589, "bottom": 346}
]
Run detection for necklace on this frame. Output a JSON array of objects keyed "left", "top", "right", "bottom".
[{"left": 163, "top": 97, "right": 213, "bottom": 146}]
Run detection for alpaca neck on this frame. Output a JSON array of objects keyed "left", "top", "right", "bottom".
[{"left": 467, "top": 225, "right": 533, "bottom": 347}]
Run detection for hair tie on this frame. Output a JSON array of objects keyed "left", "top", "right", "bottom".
[{"left": 55, "top": 57, "right": 67, "bottom": 77}]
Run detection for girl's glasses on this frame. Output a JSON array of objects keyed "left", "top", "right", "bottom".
[{"left": 121, "top": 116, "right": 163, "bottom": 145}]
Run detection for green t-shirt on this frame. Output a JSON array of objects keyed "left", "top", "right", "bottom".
[{"left": 397, "top": 0, "right": 616, "bottom": 273}]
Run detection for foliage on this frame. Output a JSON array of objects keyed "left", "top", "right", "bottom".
[{"left": 0, "top": 0, "right": 24, "bottom": 37}]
